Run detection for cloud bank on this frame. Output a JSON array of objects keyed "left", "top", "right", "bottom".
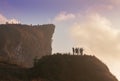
[
  {"left": 70, "top": 13, "right": 120, "bottom": 80},
  {"left": 53, "top": 0, "right": 120, "bottom": 79},
  {"left": 53, "top": 12, "right": 76, "bottom": 22},
  {"left": 70, "top": 13, "right": 120, "bottom": 58},
  {"left": 53, "top": 11, "right": 120, "bottom": 80},
  {"left": 0, "top": 14, "right": 20, "bottom": 24},
  {"left": 109, "top": 0, "right": 120, "bottom": 5}
]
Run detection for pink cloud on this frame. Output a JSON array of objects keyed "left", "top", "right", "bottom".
[
  {"left": 0, "top": 13, "right": 20, "bottom": 24},
  {"left": 0, "top": 14, "right": 7, "bottom": 24},
  {"left": 109, "top": 0, "right": 120, "bottom": 5},
  {"left": 54, "top": 12, "right": 76, "bottom": 22}
]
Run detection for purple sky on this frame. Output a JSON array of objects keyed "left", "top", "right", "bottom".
[{"left": 0, "top": 0, "right": 107, "bottom": 24}]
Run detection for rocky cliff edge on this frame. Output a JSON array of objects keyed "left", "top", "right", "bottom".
[{"left": 0, "top": 24, "right": 55, "bottom": 67}]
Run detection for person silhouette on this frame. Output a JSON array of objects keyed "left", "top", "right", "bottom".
[
  {"left": 72, "top": 47, "right": 75, "bottom": 55},
  {"left": 75, "top": 48, "right": 79, "bottom": 55},
  {"left": 80, "top": 48, "right": 84, "bottom": 55}
]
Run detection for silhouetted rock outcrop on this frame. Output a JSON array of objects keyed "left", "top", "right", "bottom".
[
  {"left": 32, "top": 54, "right": 118, "bottom": 81},
  {"left": 0, "top": 24, "right": 55, "bottom": 67},
  {"left": 0, "top": 62, "right": 27, "bottom": 81},
  {"left": 0, "top": 54, "right": 118, "bottom": 81}
]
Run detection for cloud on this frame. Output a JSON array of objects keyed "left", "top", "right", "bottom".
[
  {"left": 8, "top": 18, "right": 20, "bottom": 24},
  {"left": 0, "top": 14, "right": 7, "bottom": 24},
  {"left": 53, "top": 12, "right": 76, "bottom": 22},
  {"left": 0, "top": 14, "right": 20, "bottom": 24},
  {"left": 109, "top": 0, "right": 120, "bottom": 5},
  {"left": 70, "top": 13, "right": 120, "bottom": 58},
  {"left": 85, "top": 0, "right": 120, "bottom": 14},
  {"left": 70, "top": 13, "right": 120, "bottom": 79},
  {"left": 87, "top": 5, "right": 114, "bottom": 13},
  {"left": 53, "top": 0, "right": 120, "bottom": 77}
]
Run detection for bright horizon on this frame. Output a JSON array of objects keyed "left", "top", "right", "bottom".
[{"left": 0, "top": 0, "right": 120, "bottom": 80}]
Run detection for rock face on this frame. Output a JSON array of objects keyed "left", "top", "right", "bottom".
[{"left": 0, "top": 24, "right": 55, "bottom": 67}]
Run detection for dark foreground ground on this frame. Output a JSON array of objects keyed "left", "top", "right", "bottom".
[{"left": 0, "top": 54, "right": 118, "bottom": 81}]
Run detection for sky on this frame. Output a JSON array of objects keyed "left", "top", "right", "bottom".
[{"left": 0, "top": 0, "right": 120, "bottom": 80}]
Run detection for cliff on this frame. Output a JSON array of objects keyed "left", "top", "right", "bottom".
[{"left": 0, "top": 24, "right": 55, "bottom": 67}]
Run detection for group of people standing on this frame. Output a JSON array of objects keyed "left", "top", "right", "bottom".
[{"left": 72, "top": 47, "right": 84, "bottom": 55}]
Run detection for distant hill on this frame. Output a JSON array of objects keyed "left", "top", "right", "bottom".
[{"left": 0, "top": 54, "right": 118, "bottom": 81}]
